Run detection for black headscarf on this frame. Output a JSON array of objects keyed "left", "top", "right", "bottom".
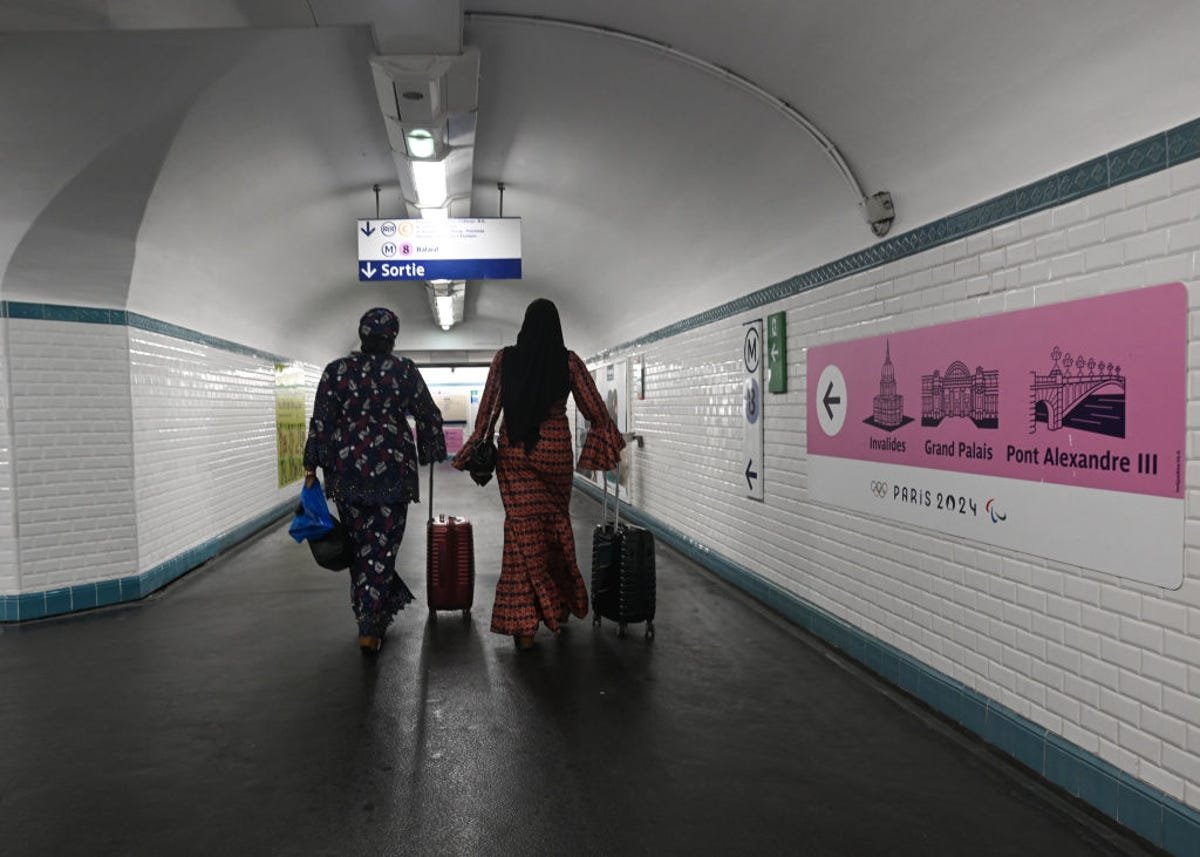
[{"left": 501, "top": 298, "right": 570, "bottom": 452}]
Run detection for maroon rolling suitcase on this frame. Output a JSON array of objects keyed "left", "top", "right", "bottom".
[{"left": 425, "top": 463, "right": 475, "bottom": 620}]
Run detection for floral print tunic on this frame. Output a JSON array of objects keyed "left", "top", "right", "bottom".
[{"left": 303, "top": 352, "right": 446, "bottom": 504}]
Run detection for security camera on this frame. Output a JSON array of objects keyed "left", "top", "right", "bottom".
[{"left": 860, "top": 191, "right": 895, "bottom": 238}]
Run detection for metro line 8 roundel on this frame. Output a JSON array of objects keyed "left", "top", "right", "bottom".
[{"left": 744, "top": 377, "right": 760, "bottom": 424}]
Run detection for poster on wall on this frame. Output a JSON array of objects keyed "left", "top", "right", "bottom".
[
  {"left": 632, "top": 356, "right": 645, "bottom": 400},
  {"left": 275, "top": 363, "right": 308, "bottom": 488},
  {"left": 432, "top": 389, "right": 470, "bottom": 422},
  {"left": 805, "top": 282, "right": 1187, "bottom": 588},
  {"left": 604, "top": 361, "right": 629, "bottom": 487},
  {"left": 468, "top": 387, "right": 481, "bottom": 428}
]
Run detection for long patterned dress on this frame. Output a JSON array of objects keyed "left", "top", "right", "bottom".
[
  {"left": 453, "top": 350, "right": 624, "bottom": 636},
  {"left": 304, "top": 352, "right": 445, "bottom": 637}
]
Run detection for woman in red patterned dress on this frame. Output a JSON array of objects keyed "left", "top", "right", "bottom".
[{"left": 453, "top": 299, "right": 624, "bottom": 650}]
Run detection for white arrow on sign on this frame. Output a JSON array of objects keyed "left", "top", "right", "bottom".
[
  {"left": 360, "top": 262, "right": 377, "bottom": 279},
  {"left": 815, "top": 364, "right": 847, "bottom": 437}
]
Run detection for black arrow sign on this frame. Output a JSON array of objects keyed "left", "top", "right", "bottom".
[
  {"left": 745, "top": 459, "right": 758, "bottom": 491},
  {"left": 822, "top": 381, "right": 842, "bottom": 420},
  {"left": 360, "top": 221, "right": 376, "bottom": 237}
]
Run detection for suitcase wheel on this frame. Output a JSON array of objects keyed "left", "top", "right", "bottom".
[
  {"left": 429, "top": 609, "right": 437, "bottom": 622},
  {"left": 461, "top": 608, "right": 470, "bottom": 621},
  {"left": 645, "top": 621, "right": 655, "bottom": 641},
  {"left": 618, "top": 622, "right": 627, "bottom": 638}
]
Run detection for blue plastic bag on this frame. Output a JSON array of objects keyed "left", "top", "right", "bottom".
[{"left": 289, "top": 478, "right": 335, "bottom": 543}]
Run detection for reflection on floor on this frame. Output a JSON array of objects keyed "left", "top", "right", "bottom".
[{"left": 0, "top": 464, "right": 1159, "bottom": 856}]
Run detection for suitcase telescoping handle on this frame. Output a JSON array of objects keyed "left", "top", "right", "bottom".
[
  {"left": 427, "top": 461, "right": 435, "bottom": 525},
  {"left": 601, "top": 469, "right": 620, "bottom": 529}
]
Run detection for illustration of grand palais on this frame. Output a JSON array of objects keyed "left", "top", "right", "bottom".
[{"left": 921, "top": 361, "right": 999, "bottom": 428}]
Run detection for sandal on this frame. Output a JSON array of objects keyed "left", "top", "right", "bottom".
[
  {"left": 513, "top": 634, "right": 535, "bottom": 651},
  {"left": 358, "top": 634, "right": 384, "bottom": 654}
]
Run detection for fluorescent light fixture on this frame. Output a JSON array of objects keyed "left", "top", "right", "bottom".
[
  {"left": 420, "top": 206, "right": 448, "bottom": 220},
  {"left": 412, "top": 160, "right": 447, "bottom": 208},
  {"left": 435, "top": 294, "right": 455, "bottom": 329},
  {"left": 405, "top": 128, "right": 436, "bottom": 159}
]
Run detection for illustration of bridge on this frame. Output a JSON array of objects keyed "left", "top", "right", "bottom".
[{"left": 1029, "top": 347, "right": 1125, "bottom": 437}]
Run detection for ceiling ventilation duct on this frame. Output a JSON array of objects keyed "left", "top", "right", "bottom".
[
  {"left": 369, "top": 49, "right": 481, "bottom": 329},
  {"left": 370, "top": 50, "right": 480, "bottom": 219}
]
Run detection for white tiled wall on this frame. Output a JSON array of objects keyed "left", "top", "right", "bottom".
[
  {"left": 608, "top": 160, "right": 1200, "bottom": 810},
  {"left": 0, "top": 317, "right": 18, "bottom": 594},
  {"left": 8, "top": 320, "right": 139, "bottom": 590},
  {"left": 128, "top": 329, "right": 317, "bottom": 572},
  {"left": 0, "top": 320, "right": 320, "bottom": 598}
]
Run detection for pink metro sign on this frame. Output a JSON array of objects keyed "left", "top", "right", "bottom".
[{"left": 806, "top": 282, "right": 1187, "bottom": 587}]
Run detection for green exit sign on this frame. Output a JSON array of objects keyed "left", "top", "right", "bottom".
[{"left": 767, "top": 311, "right": 787, "bottom": 393}]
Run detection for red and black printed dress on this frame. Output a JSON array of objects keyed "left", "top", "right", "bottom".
[{"left": 453, "top": 349, "right": 624, "bottom": 636}]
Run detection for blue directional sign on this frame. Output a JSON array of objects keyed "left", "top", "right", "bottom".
[
  {"left": 357, "top": 218, "right": 522, "bottom": 281},
  {"left": 357, "top": 259, "right": 523, "bottom": 281}
]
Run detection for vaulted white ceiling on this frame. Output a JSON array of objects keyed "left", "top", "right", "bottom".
[{"left": 3, "top": 1, "right": 1199, "bottom": 364}]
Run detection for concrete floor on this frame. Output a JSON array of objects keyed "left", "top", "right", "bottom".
[{"left": 0, "top": 464, "right": 1164, "bottom": 856}]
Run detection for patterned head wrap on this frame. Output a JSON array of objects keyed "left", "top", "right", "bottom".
[{"left": 359, "top": 307, "right": 399, "bottom": 340}]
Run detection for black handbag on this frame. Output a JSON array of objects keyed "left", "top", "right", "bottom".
[
  {"left": 309, "top": 515, "right": 352, "bottom": 570},
  {"left": 295, "top": 499, "right": 353, "bottom": 571},
  {"left": 468, "top": 404, "right": 502, "bottom": 487},
  {"left": 468, "top": 438, "right": 497, "bottom": 487}
]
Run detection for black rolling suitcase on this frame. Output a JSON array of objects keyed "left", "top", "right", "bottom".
[{"left": 591, "top": 473, "right": 656, "bottom": 639}]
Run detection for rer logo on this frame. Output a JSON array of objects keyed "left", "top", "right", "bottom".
[{"left": 985, "top": 498, "right": 1007, "bottom": 523}]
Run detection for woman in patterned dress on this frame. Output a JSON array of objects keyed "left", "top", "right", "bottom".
[
  {"left": 452, "top": 299, "right": 624, "bottom": 650},
  {"left": 304, "top": 307, "right": 446, "bottom": 653}
]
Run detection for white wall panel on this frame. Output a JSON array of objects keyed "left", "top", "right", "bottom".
[
  {"left": 606, "top": 162, "right": 1200, "bottom": 809},
  {"left": 128, "top": 328, "right": 316, "bottom": 572},
  {"left": 0, "top": 317, "right": 18, "bottom": 594},
  {"left": 8, "top": 320, "right": 137, "bottom": 589}
]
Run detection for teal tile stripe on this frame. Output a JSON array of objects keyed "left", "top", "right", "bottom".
[
  {"left": 0, "top": 301, "right": 292, "bottom": 364},
  {"left": 588, "top": 116, "right": 1200, "bottom": 362},
  {"left": 573, "top": 476, "right": 1200, "bottom": 856},
  {"left": 0, "top": 501, "right": 293, "bottom": 622}
]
